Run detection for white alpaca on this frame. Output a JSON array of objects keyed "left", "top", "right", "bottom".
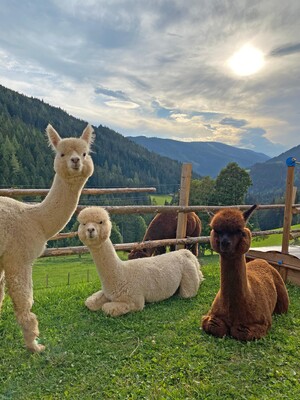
[
  {"left": 78, "top": 207, "right": 203, "bottom": 317},
  {"left": 0, "top": 124, "right": 94, "bottom": 352}
]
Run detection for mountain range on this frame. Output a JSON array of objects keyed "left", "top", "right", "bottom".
[
  {"left": 128, "top": 136, "right": 300, "bottom": 203},
  {"left": 249, "top": 145, "right": 300, "bottom": 201},
  {"left": 127, "top": 136, "right": 270, "bottom": 177}
]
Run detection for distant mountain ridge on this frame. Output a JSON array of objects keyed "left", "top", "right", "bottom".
[
  {"left": 249, "top": 144, "right": 300, "bottom": 201},
  {"left": 128, "top": 136, "right": 270, "bottom": 177}
]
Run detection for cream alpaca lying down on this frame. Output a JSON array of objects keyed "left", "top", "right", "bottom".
[{"left": 78, "top": 207, "right": 204, "bottom": 316}]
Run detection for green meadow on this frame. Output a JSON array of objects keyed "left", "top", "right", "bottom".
[
  {"left": 252, "top": 224, "right": 300, "bottom": 247},
  {"left": 1, "top": 254, "right": 300, "bottom": 399}
]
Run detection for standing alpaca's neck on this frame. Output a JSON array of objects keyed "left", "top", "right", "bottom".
[
  {"left": 219, "top": 254, "right": 249, "bottom": 306},
  {"left": 90, "top": 238, "right": 124, "bottom": 292},
  {"left": 32, "top": 174, "right": 87, "bottom": 239}
]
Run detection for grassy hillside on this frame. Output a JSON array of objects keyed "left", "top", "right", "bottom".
[
  {"left": 1, "top": 256, "right": 300, "bottom": 399},
  {"left": 150, "top": 194, "right": 173, "bottom": 205},
  {"left": 252, "top": 224, "right": 300, "bottom": 247},
  {"left": 249, "top": 146, "right": 300, "bottom": 202}
]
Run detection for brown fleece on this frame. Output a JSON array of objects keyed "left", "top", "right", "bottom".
[
  {"left": 202, "top": 206, "right": 289, "bottom": 341},
  {"left": 128, "top": 211, "right": 201, "bottom": 259}
]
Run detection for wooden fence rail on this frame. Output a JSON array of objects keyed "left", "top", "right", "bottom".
[
  {"left": 76, "top": 203, "right": 300, "bottom": 214},
  {"left": 51, "top": 227, "right": 300, "bottom": 242},
  {"left": 0, "top": 187, "right": 157, "bottom": 198},
  {"left": 2, "top": 186, "right": 300, "bottom": 259},
  {"left": 45, "top": 228, "right": 300, "bottom": 258}
]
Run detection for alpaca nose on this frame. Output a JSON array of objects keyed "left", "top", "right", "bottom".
[
  {"left": 71, "top": 156, "right": 80, "bottom": 165},
  {"left": 88, "top": 227, "right": 95, "bottom": 234},
  {"left": 221, "top": 238, "right": 229, "bottom": 246},
  {"left": 220, "top": 235, "right": 231, "bottom": 250}
]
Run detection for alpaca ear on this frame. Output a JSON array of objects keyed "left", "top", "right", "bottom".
[
  {"left": 243, "top": 204, "right": 258, "bottom": 222},
  {"left": 81, "top": 124, "right": 94, "bottom": 146},
  {"left": 46, "top": 124, "right": 61, "bottom": 150}
]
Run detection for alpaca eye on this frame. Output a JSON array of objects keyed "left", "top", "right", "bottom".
[
  {"left": 61, "top": 153, "right": 65, "bottom": 157},
  {"left": 99, "top": 221, "right": 103, "bottom": 224}
]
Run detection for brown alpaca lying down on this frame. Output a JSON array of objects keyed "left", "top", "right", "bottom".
[
  {"left": 128, "top": 211, "right": 201, "bottom": 259},
  {"left": 202, "top": 205, "right": 289, "bottom": 341}
]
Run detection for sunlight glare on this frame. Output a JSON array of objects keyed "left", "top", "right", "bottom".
[{"left": 228, "top": 44, "right": 265, "bottom": 76}]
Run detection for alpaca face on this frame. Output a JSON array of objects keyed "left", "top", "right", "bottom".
[
  {"left": 210, "top": 229, "right": 250, "bottom": 256},
  {"left": 210, "top": 208, "right": 253, "bottom": 256},
  {"left": 46, "top": 124, "right": 94, "bottom": 181},
  {"left": 78, "top": 207, "right": 112, "bottom": 246}
]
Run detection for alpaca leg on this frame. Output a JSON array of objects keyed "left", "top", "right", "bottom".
[
  {"left": 272, "top": 271, "right": 289, "bottom": 314},
  {"left": 202, "top": 315, "right": 229, "bottom": 338},
  {"left": 5, "top": 267, "right": 44, "bottom": 352},
  {"left": 0, "top": 270, "right": 5, "bottom": 312},
  {"left": 178, "top": 265, "right": 202, "bottom": 298},
  {"left": 85, "top": 290, "right": 109, "bottom": 311},
  {"left": 102, "top": 297, "right": 144, "bottom": 317},
  {"left": 230, "top": 322, "right": 270, "bottom": 341}
]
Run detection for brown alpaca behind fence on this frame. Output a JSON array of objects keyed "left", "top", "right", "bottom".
[
  {"left": 202, "top": 205, "right": 289, "bottom": 341},
  {"left": 128, "top": 211, "right": 202, "bottom": 259}
]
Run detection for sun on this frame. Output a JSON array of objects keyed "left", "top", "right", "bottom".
[{"left": 228, "top": 44, "right": 265, "bottom": 76}]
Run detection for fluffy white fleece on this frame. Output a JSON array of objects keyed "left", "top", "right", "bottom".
[
  {"left": 78, "top": 207, "right": 204, "bottom": 316},
  {"left": 0, "top": 124, "right": 94, "bottom": 352}
]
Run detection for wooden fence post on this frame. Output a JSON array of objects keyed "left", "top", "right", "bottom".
[
  {"left": 282, "top": 158, "right": 296, "bottom": 255},
  {"left": 280, "top": 157, "right": 297, "bottom": 281},
  {"left": 176, "top": 163, "right": 192, "bottom": 250}
]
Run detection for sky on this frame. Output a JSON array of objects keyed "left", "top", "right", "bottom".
[{"left": 0, "top": 0, "right": 299, "bottom": 157}]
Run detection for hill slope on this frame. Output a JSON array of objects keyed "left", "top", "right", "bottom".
[
  {"left": 128, "top": 136, "right": 269, "bottom": 177},
  {"left": 249, "top": 145, "right": 300, "bottom": 202},
  {"left": 0, "top": 85, "right": 185, "bottom": 193}
]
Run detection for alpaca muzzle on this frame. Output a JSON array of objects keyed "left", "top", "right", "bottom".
[
  {"left": 87, "top": 226, "right": 96, "bottom": 239},
  {"left": 71, "top": 156, "right": 81, "bottom": 170},
  {"left": 219, "top": 234, "right": 232, "bottom": 253}
]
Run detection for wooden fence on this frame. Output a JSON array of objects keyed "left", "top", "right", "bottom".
[
  {"left": 1, "top": 188, "right": 300, "bottom": 258},
  {"left": 2, "top": 164, "right": 300, "bottom": 289}
]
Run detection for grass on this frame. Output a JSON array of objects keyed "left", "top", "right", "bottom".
[
  {"left": 1, "top": 255, "right": 300, "bottom": 399},
  {"left": 150, "top": 194, "right": 173, "bottom": 205},
  {"left": 252, "top": 224, "right": 300, "bottom": 247},
  {"left": 32, "top": 252, "right": 129, "bottom": 289}
]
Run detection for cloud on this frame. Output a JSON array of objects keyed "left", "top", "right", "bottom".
[
  {"left": 95, "top": 87, "right": 130, "bottom": 101},
  {"left": 151, "top": 100, "right": 173, "bottom": 118},
  {"left": 238, "top": 127, "right": 287, "bottom": 156},
  {"left": 104, "top": 100, "right": 140, "bottom": 109},
  {"left": 219, "top": 117, "right": 248, "bottom": 128},
  {"left": 0, "top": 0, "right": 299, "bottom": 158},
  {"left": 270, "top": 42, "right": 300, "bottom": 57}
]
